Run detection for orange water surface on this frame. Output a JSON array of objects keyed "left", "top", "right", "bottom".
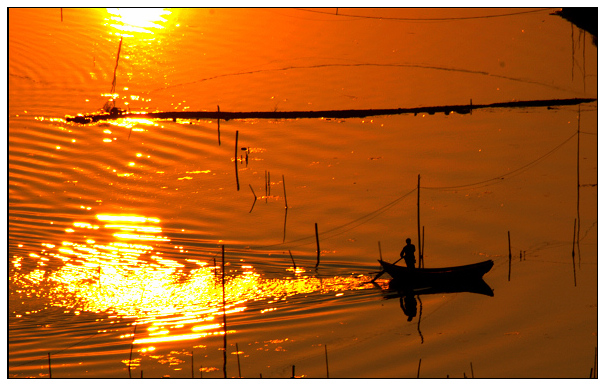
[{"left": 8, "top": 8, "right": 598, "bottom": 378}]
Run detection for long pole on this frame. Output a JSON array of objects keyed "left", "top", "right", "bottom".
[
  {"left": 576, "top": 105, "right": 581, "bottom": 267},
  {"left": 234, "top": 131, "right": 240, "bottom": 191},
  {"left": 128, "top": 323, "right": 137, "bottom": 378},
  {"left": 421, "top": 225, "right": 425, "bottom": 268},
  {"left": 325, "top": 344, "right": 330, "bottom": 378},
  {"left": 222, "top": 245, "right": 227, "bottom": 378},
  {"left": 417, "top": 295, "right": 424, "bottom": 344},
  {"left": 109, "top": 37, "right": 123, "bottom": 95},
  {"left": 217, "top": 105, "right": 221, "bottom": 145},
  {"left": 282, "top": 174, "right": 288, "bottom": 209},
  {"left": 572, "top": 219, "right": 577, "bottom": 287},
  {"left": 315, "top": 223, "right": 320, "bottom": 268},
  {"left": 288, "top": 250, "right": 296, "bottom": 270},
  {"left": 417, "top": 175, "right": 422, "bottom": 268},
  {"left": 508, "top": 231, "right": 512, "bottom": 281},
  {"left": 236, "top": 343, "right": 241, "bottom": 378}
]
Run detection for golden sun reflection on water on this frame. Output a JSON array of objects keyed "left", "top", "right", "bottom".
[
  {"left": 105, "top": 8, "right": 172, "bottom": 36},
  {"left": 11, "top": 213, "right": 376, "bottom": 348}
]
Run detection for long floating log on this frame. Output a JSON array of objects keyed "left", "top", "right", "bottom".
[{"left": 65, "top": 97, "right": 596, "bottom": 124}]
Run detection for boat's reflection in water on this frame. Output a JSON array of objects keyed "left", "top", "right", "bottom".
[
  {"left": 380, "top": 271, "right": 494, "bottom": 343},
  {"left": 385, "top": 277, "right": 494, "bottom": 318}
]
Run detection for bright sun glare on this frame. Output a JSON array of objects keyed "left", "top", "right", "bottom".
[{"left": 106, "top": 8, "right": 172, "bottom": 35}]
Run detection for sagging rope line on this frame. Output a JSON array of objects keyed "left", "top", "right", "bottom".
[
  {"left": 422, "top": 131, "right": 578, "bottom": 191},
  {"left": 149, "top": 63, "right": 574, "bottom": 95},
  {"left": 188, "top": 130, "right": 582, "bottom": 255},
  {"left": 9, "top": 309, "right": 116, "bottom": 369},
  {"left": 250, "top": 130, "right": 579, "bottom": 251},
  {"left": 295, "top": 8, "right": 554, "bottom": 21},
  {"left": 248, "top": 187, "right": 418, "bottom": 251}
]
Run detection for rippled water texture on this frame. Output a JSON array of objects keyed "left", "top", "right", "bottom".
[{"left": 8, "top": 8, "right": 598, "bottom": 378}]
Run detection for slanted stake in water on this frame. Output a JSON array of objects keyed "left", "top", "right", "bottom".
[
  {"left": 508, "top": 231, "right": 512, "bottom": 281},
  {"left": 221, "top": 245, "right": 227, "bottom": 378},
  {"left": 234, "top": 131, "right": 240, "bottom": 191},
  {"left": 315, "top": 223, "right": 320, "bottom": 268}
]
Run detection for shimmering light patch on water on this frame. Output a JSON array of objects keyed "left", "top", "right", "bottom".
[
  {"left": 105, "top": 8, "right": 172, "bottom": 35},
  {"left": 104, "top": 224, "right": 162, "bottom": 233},
  {"left": 97, "top": 214, "right": 160, "bottom": 223},
  {"left": 113, "top": 233, "right": 170, "bottom": 241},
  {"left": 11, "top": 212, "right": 376, "bottom": 347},
  {"left": 106, "top": 117, "right": 158, "bottom": 130}
]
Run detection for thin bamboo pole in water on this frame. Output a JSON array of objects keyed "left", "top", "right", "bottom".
[
  {"left": 234, "top": 131, "right": 240, "bottom": 191},
  {"left": 236, "top": 343, "right": 241, "bottom": 378},
  {"left": 508, "top": 231, "right": 512, "bottom": 281},
  {"left": 128, "top": 323, "right": 137, "bottom": 378},
  {"left": 421, "top": 226, "right": 425, "bottom": 266},
  {"left": 217, "top": 105, "right": 221, "bottom": 145},
  {"left": 248, "top": 184, "right": 257, "bottom": 213},
  {"left": 325, "top": 344, "right": 330, "bottom": 378},
  {"left": 572, "top": 219, "right": 577, "bottom": 287},
  {"left": 417, "top": 175, "right": 422, "bottom": 268},
  {"left": 315, "top": 223, "right": 320, "bottom": 268},
  {"left": 283, "top": 207, "right": 288, "bottom": 242},
  {"left": 282, "top": 174, "right": 288, "bottom": 209},
  {"left": 221, "top": 245, "right": 227, "bottom": 378},
  {"left": 417, "top": 296, "right": 424, "bottom": 344},
  {"left": 576, "top": 106, "right": 581, "bottom": 267}
]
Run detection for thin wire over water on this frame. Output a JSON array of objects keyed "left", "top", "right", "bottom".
[{"left": 295, "top": 8, "right": 555, "bottom": 21}]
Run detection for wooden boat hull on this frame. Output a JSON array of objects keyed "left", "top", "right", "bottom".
[{"left": 379, "top": 259, "right": 494, "bottom": 297}]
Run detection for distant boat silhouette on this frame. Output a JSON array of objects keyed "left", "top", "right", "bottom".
[{"left": 553, "top": 7, "right": 597, "bottom": 46}]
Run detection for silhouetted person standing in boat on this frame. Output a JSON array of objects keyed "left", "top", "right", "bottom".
[{"left": 400, "top": 238, "right": 416, "bottom": 268}]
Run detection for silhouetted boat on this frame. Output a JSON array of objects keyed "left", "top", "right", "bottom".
[
  {"left": 553, "top": 7, "right": 597, "bottom": 45},
  {"left": 379, "top": 259, "right": 494, "bottom": 297}
]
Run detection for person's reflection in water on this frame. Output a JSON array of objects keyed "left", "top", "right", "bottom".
[{"left": 400, "top": 294, "right": 417, "bottom": 322}]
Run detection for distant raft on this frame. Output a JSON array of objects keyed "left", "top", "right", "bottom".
[{"left": 65, "top": 98, "right": 596, "bottom": 124}]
